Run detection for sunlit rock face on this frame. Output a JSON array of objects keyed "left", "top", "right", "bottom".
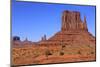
[{"left": 61, "top": 10, "right": 88, "bottom": 31}]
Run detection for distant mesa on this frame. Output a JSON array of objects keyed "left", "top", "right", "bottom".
[{"left": 13, "top": 36, "right": 20, "bottom": 41}]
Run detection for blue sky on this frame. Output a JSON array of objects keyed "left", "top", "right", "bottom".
[{"left": 12, "top": 0, "right": 96, "bottom": 42}]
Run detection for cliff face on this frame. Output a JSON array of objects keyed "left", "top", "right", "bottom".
[{"left": 61, "top": 10, "right": 88, "bottom": 31}]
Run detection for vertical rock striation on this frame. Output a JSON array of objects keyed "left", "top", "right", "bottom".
[{"left": 61, "top": 10, "right": 88, "bottom": 31}]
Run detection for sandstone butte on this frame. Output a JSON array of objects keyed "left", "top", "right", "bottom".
[{"left": 12, "top": 10, "right": 96, "bottom": 66}]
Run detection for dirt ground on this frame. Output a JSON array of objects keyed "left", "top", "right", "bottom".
[{"left": 12, "top": 44, "right": 96, "bottom": 66}]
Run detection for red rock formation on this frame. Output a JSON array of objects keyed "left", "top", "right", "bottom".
[
  {"left": 61, "top": 10, "right": 89, "bottom": 32},
  {"left": 39, "top": 10, "right": 95, "bottom": 46},
  {"left": 83, "top": 16, "right": 88, "bottom": 31}
]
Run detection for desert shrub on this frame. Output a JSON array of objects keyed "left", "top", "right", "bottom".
[
  {"left": 33, "top": 50, "right": 40, "bottom": 57},
  {"left": 91, "top": 51, "right": 94, "bottom": 54},
  {"left": 62, "top": 45, "right": 66, "bottom": 48},
  {"left": 45, "top": 50, "right": 52, "bottom": 56},
  {"left": 45, "top": 49, "right": 52, "bottom": 60},
  {"left": 34, "top": 53, "right": 39, "bottom": 57},
  {"left": 13, "top": 56, "right": 20, "bottom": 61},
  {"left": 77, "top": 51, "right": 81, "bottom": 55},
  {"left": 59, "top": 51, "right": 64, "bottom": 55}
]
